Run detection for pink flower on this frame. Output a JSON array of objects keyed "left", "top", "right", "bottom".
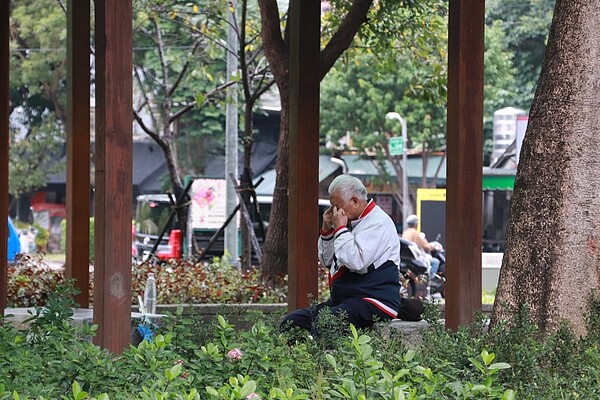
[
  {"left": 246, "top": 393, "right": 259, "bottom": 399},
  {"left": 227, "top": 348, "right": 244, "bottom": 361}
]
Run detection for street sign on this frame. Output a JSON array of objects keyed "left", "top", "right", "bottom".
[{"left": 389, "top": 137, "right": 404, "bottom": 156}]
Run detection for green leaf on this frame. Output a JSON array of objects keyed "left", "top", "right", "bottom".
[
  {"left": 326, "top": 353, "right": 337, "bottom": 370},
  {"left": 471, "top": 384, "right": 488, "bottom": 392},
  {"left": 72, "top": 381, "right": 88, "bottom": 400},
  {"left": 489, "top": 362, "right": 511, "bottom": 370},
  {"left": 195, "top": 93, "right": 206, "bottom": 105},
  {"left": 481, "top": 349, "right": 495, "bottom": 365},
  {"left": 239, "top": 381, "right": 257, "bottom": 398},
  {"left": 166, "top": 364, "right": 182, "bottom": 381}
]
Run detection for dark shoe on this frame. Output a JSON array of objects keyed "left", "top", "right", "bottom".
[{"left": 397, "top": 298, "right": 424, "bottom": 321}]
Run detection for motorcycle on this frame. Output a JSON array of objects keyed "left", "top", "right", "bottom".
[
  {"left": 399, "top": 237, "right": 430, "bottom": 299},
  {"left": 428, "top": 235, "right": 446, "bottom": 299},
  {"left": 399, "top": 235, "right": 446, "bottom": 300}
]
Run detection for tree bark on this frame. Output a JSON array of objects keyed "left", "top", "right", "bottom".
[
  {"left": 258, "top": 0, "right": 373, "bottom": 282},
  {"left": 261, "top": 91, "right": 290, "bottom": 281},
  {"left": 491, "top": 0, "right": 600, "bottom": 337}
]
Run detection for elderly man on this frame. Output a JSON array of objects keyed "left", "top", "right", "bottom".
[{"left": 281, "top": 174, "right": 423, "bottom": 335}]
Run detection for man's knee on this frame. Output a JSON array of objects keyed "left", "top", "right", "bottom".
[{"left": 280, "top": 308, "right": 312, "bottom": 332}]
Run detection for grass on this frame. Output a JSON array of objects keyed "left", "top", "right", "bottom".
[
  {"left": 483, "top": 290, "right": 496, "bottom": 304},
  {"left": 41, "top": 253, "right": 66, "bottom": 263}
]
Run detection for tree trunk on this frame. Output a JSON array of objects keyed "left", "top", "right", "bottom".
[
  {"left": 257, "top": 0, "right": 373, "bottom": 284},
  {"left": 491, "top": 0, "right": 600, "bottom": 337},
  {"left": 261, "top": 91, "right": 290, "bottom": 282},
  {"left": 241, "top": 102, "right": 255, "bottom": 269}
]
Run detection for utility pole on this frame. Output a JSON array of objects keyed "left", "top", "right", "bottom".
[
  {"left": 385, "top": 112, "right": 409, "bottom": 228},
  {"left": 225, "top": 1, "right": 239, "bottom": 267}
]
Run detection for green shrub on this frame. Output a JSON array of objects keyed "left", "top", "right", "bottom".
[
  {"left": 0, "top": 290, "right": 517, "bottom": 400},
  {"left": 32, "top": 222, "right": 48, "bottom": 252},
  {"left": 60, "top": 217, "right": 95, "bottom": 261},
  {"left": 7, "top": 288, "right": 600, "bottom": 399},
  {"left": 5, "top": 256, "right": 330, "bottom": 307},
  {"left": 7, "top": 254, "right": 65, "bottom": 307}
]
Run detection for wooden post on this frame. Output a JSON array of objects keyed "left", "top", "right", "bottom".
[
  {"left": 288, "top": 0, "right": 320, "bottom": 310},
  {"left": 93, "top": 0, "right": 133, "bottom": 353},
  {"left": 446, "top": 0, "right": 484, "bottom": 329},
  {"left": 66, "top": 0, "right": 91, "bottom": 307},
  {"left": 0, "top": 0, "right": 9, "bottom": 313}
]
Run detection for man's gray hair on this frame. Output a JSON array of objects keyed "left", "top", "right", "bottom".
[
  {"left": 405, "top": 214, "right": 419, "bottom": 227},
  {"left": 328, "top": 174, "right": 368, "bottom": 202}
]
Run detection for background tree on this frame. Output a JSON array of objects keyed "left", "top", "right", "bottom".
[
  {"left": 491, "top": 0, "right": 599, "bottom": 337},
  {"left": 132, "top": 0, "right": 230, "bottom": 194},
  {"left": 231, "top": 0, "right": 275, "bottom": 268},
  {"left": 320, "top": 1, "right": 448, "bottom": 215},
  {"left": 8, "top": 0, "right": 67, "bottom": 219},
  {"left": 8, "top": 117, "right": 64, "bottom": 200},
  {"left": 482, "top": 21, "right": 519, "bottom": 165},
  {"left": 134, "top": 0, "right": 276, "bottom": 256},
  {"left": 485, "top": 0, "right": 555, "bottom": 110},
  {"left": 257, "top": 0, "right": 446, "bottom": 282}
]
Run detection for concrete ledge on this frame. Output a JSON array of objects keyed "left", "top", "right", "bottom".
[
  {"left": 4, "top": 307, "right": 164, "bottom": 330},
  {"left": 4, "top": 304, "right": 288, "bottom": 331},
  {"left": 5, "top": 303, "right": 493, "bottom": 346}
]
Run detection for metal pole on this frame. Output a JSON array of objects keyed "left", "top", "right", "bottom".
[
  {"left": 385, "top": 112, "right": 409, "bottom": 229},
  {"left": 225, "top": 2, "right": 239, "bottom": 267},
  {"left": 400, "top": 117, "right": 409, "bottom": 229}
]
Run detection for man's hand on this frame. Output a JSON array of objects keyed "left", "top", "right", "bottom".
[
  {"left": 322, "top": 206, "right": 334, "bottom": 231},
  {"left": 332, "top": 206, "right": 348, "bottom": 229}
]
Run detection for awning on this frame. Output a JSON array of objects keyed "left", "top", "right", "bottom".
[
  {"left": 482, "top": 170, "right": 516, "bottom": 191},
  {"left": 253, "top": 155, "right": 343, "bottom": 197},
  {"left": 341, "top": 154, "right": 447, "bottom": 185}
]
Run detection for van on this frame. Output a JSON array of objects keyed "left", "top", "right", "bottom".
[{"left": 133, "top": 192, "right": 330, "bottom": 261}]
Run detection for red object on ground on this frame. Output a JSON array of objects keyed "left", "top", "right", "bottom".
[{"left": 157, "top": 229, "right": 182, "bottom": 260}]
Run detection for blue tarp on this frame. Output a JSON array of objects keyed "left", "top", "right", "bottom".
[{"left": 7, "top": 218, "right": 21, "bottom": 262}]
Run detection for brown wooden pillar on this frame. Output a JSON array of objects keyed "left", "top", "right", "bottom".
[
  {"left": 66, "top": 0, "right": 91, "bottom": 307},
  {"left": 288, "top": 0, "right": 320, "bottom": 310},
  {"left": 0, "top": 0, "right": 9, "bottom": 313},
  {"left": 93, "top": 0, "right": 133, "bottom": 353},
  {"left": 446, "top": 0, "right": 484, "bottom": 329}
]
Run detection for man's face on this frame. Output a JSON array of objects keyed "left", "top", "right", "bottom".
[{"left": 330, "top": 189, "right": 361, "bottom": 221}]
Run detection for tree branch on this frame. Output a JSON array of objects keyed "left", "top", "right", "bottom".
[
  {"left": 258, "top": 0, "right": 289, "bottom": 82},
  {"left": 133, "top": 110, "right": 161, "bottom": 144},
  {"left": 320, "top": 0, "right": 373, "bottom": 80},
  {"left": 167, "top": 40, "right": 201, "bottom": 98}
]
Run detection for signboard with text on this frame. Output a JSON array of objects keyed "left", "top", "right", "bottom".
[
  {"left": 389, "top": 137, "right": 404, "bottom": 156},
  {"left": 416, "top": 188, "right": 446, "bottom": 248}
]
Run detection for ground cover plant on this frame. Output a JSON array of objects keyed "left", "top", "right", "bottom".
[
  {"left": 1, "top": 283, "right": 515, "bottom": 399},
  {"left": 3, "top": 284, "right": 600, "bottom": 399}
]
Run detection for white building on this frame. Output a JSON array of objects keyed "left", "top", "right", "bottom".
[{"left": 491, "top": 106, "right": 528, "bottom": 165}]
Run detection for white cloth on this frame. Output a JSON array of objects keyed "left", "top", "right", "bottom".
[{"left": 318, "top": 200, "right": 400, "bottom": 274}]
